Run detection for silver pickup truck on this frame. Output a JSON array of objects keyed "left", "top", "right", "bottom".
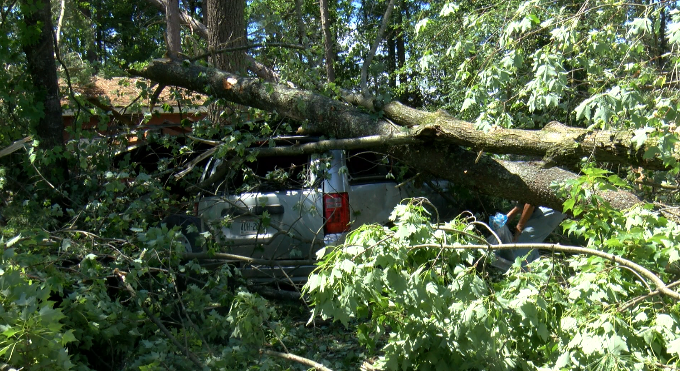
[{"left": 166, "top": 137, "right": 451, "bottom": 281}]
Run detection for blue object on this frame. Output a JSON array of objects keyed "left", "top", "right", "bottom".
[
  {"left": 497, "top": 206, "right": 567, "bottom": 267},
  {"left": 489, "top": 212, "right": 508, "bottom": 231}
]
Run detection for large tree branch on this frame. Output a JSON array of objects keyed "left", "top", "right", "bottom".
[
  {"left": 130, "top": 59, "right": 646, "bottom": 211},
  {"left": 132, "top": 60, "right": 675, "bottom": 170}
]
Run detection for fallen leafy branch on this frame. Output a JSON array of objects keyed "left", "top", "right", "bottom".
[
  {"left": 114, "top": 269, "right": 205, "bottom": 368},
  {"left": 409, "top": 242, "right": 680, "bottom": 301},
  {"left": 620, "top": 280, "right": 680, "bottom": 311}
]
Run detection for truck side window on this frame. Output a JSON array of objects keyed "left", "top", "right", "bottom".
[
  {"left": 346, "top": 150, "right": 392, "bottom": 184},
  {"left": 241, "top": 154, "right": 311, "bottom": 192}
]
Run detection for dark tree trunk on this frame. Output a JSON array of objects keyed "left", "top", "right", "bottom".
[
  {"left": 207, "top": 0, "right": 246, "bottom": 75},
  {"left": 166, "top": 0, "right": 182, "bottom": 58},
  {"left": 395, "top": 4, "right": 405, "bottom": 85},
  {"left": 387, "top": 32, "right": 396, "bottom": 88},
  {"left": 319, "top": 0, "right": 335, "bottom": 83},
  {"left": 206, "top": 0, "right": 246, "bottom": 123},
  {"left": 294, "top": 0, "right": 305, "bottom": 45},
  {"left": 659, "top": 6, "right": 667, "bottom": 69},
  {"left": 20, "top": 0, "right": 64, "bottom": 150}
]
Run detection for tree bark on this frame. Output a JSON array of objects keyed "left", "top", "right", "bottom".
[
  {"left": 294, "top": 0, "right": 306, "bottom": 45},
  {"left": 319, "top": 0, "right": 335, "bottom": 83},
  {"left": 133, "top": 59, "right": 679, "bottom": 172},
  {"left": 147, "top": 0, "right": 281, "bottom": 81},
  {"left": 207, "top": 0, "right": 246, "bottom": 75},
  {"left": 131, "top": 59, "right": 649, "bottom": 211},
  {"left": 387, "top": 31, "right": 396, "bottom": 88},
  {"left": 20, "top": 0, "right": 64, "bottom": 150},
  {"left": 166, "top": 0, "right": 182, "bottom": 58}
]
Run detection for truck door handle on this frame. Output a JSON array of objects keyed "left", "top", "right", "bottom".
[
  {"left": 252, "top": 205, "right": 284, "bottom": 215},
  {"left": 221, "top": 205, "right": 284, "bottom": 217}
]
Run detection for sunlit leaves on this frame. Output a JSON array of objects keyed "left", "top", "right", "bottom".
[
  {"left": 306, "top": 200, "right": 680, "bottom": 369},
  {"left": 414, "top": 18, "right": 429, "bottom": 35},
  {"left": 628, "top": 18, "right": 652, "bottom": 37},
  {"left": 439, "top": 3, "right": 459, "bottom": 17},
  {"left": 632, "top": 127, "right": 654, "bottom": 150}
]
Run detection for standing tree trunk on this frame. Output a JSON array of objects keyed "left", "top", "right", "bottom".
[
  {"left": 206, "top": 0, "right": 246, "bottom": 124},
  {"left": 294, "top": 0, "right": 306, "bottom": 46},
  {"left": 387, "top": 31, "right": 396, "bottom": 88},
  {"left": 319, "top": 0, "right": 335, "bottom": 83},
  {"left": 207, "top": 0, "right": 246, "bottom": 75},
  {"left": 20, "top": 0, "right": 64, "bottom": 151},
  {"left": 395, "top": 2, "right": 405, "bottom": 86},
  {"left": 659, "top": 5, "right": 667, "bottom": 69},
  {"left": 166, "top": 0, "right": 182, "bottom": 58},
  {"left": 20, "top": 0, "right": 69, "bottom": 185}
]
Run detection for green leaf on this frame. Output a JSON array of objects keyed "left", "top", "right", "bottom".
[
  {"left": 667, "top": 338, "right": 680, "bottom": 356},
  {"left": 631, "top": 127, "right": 653, "bottom": 150},
  {"left": 415, "top": 18, "right": 429, "bottom": 35},
  {"left": 656, "top": 314, "right": 675, "bottom": 329},
  {"left": 61, "top": 330, "right": 77, "bottom": 345},
  {"left": 2, "top": 327, "right": 19, "bottom": 338},
  {"left": 669, "top": 21, "right": 680, "bottom": 45},
  {"left": 339, "top": 259, "right": 354, "bottom": 273},
  {"left": 643, "top": 146, "right": 661, "bottom": 159},
  {"left": 607, "top": 334, "right": 629, "bottom": 355},
  {"left": 439, "top": 3, "right": 459, "bottom": 17}
]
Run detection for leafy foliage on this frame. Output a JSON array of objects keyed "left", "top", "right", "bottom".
[
  {"left": 305, "top": 200, "right": 680, "bottom": 370},
  {"left": 4, "top": 0, "right": 680, "bottom": 369}
]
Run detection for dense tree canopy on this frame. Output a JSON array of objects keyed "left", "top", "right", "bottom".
[{"left": 3, "top": 0, "right": 680, "bottom": 369}]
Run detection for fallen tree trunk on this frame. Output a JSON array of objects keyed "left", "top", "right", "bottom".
[
  {"left": 133, "top": 59, "right": 676, "bottom": 170},
  {"left": 130, "top": 59, "right": 646, "bottom": 211},
  {"left": 395, "top": 143, "right": 641, "bottom": 212}
]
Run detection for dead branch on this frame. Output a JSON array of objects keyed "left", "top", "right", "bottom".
[
  {"left": 183, "top": 251, "right": 316, "bottom": 267},
  {"left": 261, "top": 349, "right": 333, "bottom": 371},
  {"left": 86, "top": 97, "right": 135, "bottom": 126},
  {"left": 619, "top": 280, "right": 680, "bottom": 311},
  {"left": 0, "top": 136, "right": 31, "bottom": 158}
]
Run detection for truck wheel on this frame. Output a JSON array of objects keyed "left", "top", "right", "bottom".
[{"left": 163, "top": 215, "right": 203, "bottom": 253}]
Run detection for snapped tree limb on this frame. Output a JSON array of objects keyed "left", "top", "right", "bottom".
[{"left": 130, "top": 59, "right": 647, "bottom": 212}]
